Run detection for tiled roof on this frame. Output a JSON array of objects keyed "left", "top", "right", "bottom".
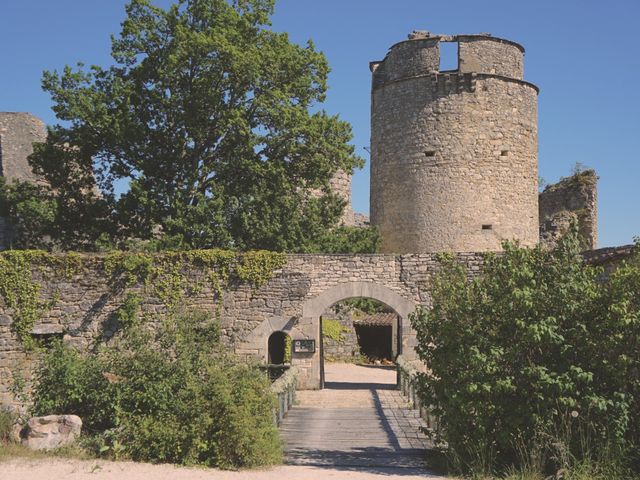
[
  {"left": 353, "top": 312, "right": 396, "bottom": 326},
  {"left": 583, "top": 245, "right": 635, "bottom": 265}
]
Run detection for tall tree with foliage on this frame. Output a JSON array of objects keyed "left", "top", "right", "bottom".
[{"left": 28, "top": 0, "right": 377, "bottom": 252}]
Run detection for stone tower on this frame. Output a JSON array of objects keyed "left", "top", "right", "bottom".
[
  {"left": 0, "top": 112, "right": 46, "bottom": 183},
  {"left": 370, "top": 32, "right": 539, "bottom": 253},
  {"left": 0, "top": 112, "right": 47, "bottom": 248}
]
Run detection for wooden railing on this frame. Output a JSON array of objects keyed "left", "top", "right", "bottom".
[
  {"left": 396, "top": 355, "right": 438, "bottom": 431},
  {"left": 270, "top": 365, "right": 299, "bottom": 426}
]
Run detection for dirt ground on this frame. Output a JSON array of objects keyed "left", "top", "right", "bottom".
[{"left": 0, "top": 458, "right": 446, "bottom": 480}]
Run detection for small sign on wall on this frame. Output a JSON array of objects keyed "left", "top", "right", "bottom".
[{"left": 292, "top": 339, "right": 316, "bottom": 353}]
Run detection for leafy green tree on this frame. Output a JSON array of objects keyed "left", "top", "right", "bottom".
[
  {"left": 28, "top": 0, "right": 377, "bottom": 252},
  {"left": 0, "top": 178, "right": 56, "bottom": 249},
  {"left": 411, "top": 226, "right": 639, "bottom": 475}
]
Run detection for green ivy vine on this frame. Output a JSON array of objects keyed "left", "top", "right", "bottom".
[
  {"left": 103, "top": 250, "right": 286, "bottom": 312},
  {"left": 0, "top": 250, "right": 81, "bottom": 349},
  {"left": 322, "top": 319, "right": 351, "bottom": 344},
  {"left": 0, "top": 249, "right": 286, "bottom": 348}
]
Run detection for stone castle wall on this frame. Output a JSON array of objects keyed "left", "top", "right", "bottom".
[
  {"left": 458, "top": 35, "right": 524, "bottom": 78},
  {"left": 370, "top": 33, "right": 539, "bottom": 253},
  {"left": 328, "top": 169, "right": 355, "bottom": 226},
  {"left": 539, "top": 170, "right": 598, "bottom": 249},
  {"left": 0, "top": 252, "right": 486, "bottom": 408},
  {"left": 0, "top": 113, "right": 47, "bottom": 249},
  {"left": 308, "top": 169, "right": 354, "bottom": 226},
  {"left": 0, "top": 113, "right": 46, "bottom": 183}
]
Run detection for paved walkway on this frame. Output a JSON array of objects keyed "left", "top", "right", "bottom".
[{"left": 279, "top": 363, "right": 433, "bottom": 469}]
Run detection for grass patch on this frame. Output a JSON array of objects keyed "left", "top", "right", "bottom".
[{"left": 0, "top": 441, "right": 94, "bottom": 462}]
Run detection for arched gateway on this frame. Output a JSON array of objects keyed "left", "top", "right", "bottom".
[
  {"left": 236, "top": 272, "right": 423, "bottom": 390},
  {"left": 0, "top": 252, "right": 489, "bottom": 407},
  {"left": 299, "top": 281, "right": 416, "bottom": 389}
]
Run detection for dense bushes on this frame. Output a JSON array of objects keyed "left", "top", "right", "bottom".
[
  {"left": 32, "top": 309, "right": 281, "bottom": 468},
  {"left": 412, "top": 227, "right": 639, "bottom": 477}
]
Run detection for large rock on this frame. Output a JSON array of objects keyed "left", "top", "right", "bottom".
[{"left": 21, "top": 415, "right": 82, "bottom": 450}]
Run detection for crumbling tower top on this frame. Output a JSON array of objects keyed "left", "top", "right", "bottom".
[{"left": 369, "top": 31, "right": 539, "bottom": 253}]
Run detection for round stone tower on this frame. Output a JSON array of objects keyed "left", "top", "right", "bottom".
[{"left": 370, "top": 32, "right": 539, "bottom": 253}]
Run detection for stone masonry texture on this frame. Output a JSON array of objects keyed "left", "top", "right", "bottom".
[
  {"left": 370, "top": 32, "right": 539, "bottom": 253},
  {"left": 0, "top": 112, "right": 47, "bottom": 249},
  {"left": 0, "top": 112, "right": 46, "bottom": 183},
  {"left": 0, "top": 246, "right": 630, "bottom": 409},
  {"left": 539, "top": 169, "right": 598, "bottom": 249},
  {"left": 0, "top": 252, "right": 486, "bottom": 408}
]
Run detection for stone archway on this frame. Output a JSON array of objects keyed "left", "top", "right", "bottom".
[{"left": 295, "top": 281, "right": 416, "bottom": 389}]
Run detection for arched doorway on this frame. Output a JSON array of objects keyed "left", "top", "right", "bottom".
[
  {"left": 267, "top": 331, "right": 291, "bottom": 381},
  {"left": 299, "top": 281, "right": 416, "bottom": 389},
  {"left": 320, "top": 297, "right": 399, "bottom": 387},
  {"left": 268, "top": 331, "right": 290, "bottom": 365},
  {"left": 321, "top": 298, "right": 398, "bottom": 361}
]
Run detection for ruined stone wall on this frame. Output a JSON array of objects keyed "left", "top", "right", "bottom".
[
  {"left": 458, "top": 36, "right": 524, "bottom": 78},
  {"left": 0, "top": 252, "right": 485, "bottom": 407},
  {"left": 0, "top": 113, "right": 46, "bottom": 183},
  {"left": 371, "top": 37, "right": 440, "bottom": 87},
  {"left": 329, "top": 170, "right": 354, "bottom": 226},
  {"left": 320, "top": 311, "right": 360, "bottom": 361},
  {"left": 308, "top": 169, "right": 355, "bottom": 226},
  {"left": 370, "top": 33, "right": 539, "bottom": 253},
  {"left": 539, "top": 170, "right": 598, "bottom": 249},
  {"left": 0, "top": 113, "right": 47, "bottom": 249}
]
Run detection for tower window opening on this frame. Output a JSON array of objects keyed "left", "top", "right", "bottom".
[
  {"left": 424, "top": 150, "right": 436, "bottom": 157},
  {"left": 482, "top": 224, "right": 493, "bottom": 230},
  {"left": 501, "top": 150, "right": 509, "bottom": 156},
  {"left": 439, "top": 41, "right": 458, "bottom": 71}
]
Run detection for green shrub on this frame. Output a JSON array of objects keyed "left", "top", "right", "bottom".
[
  {"left": 412, "top": 226, "right": 639, "bottom": 476},
  {"left": 32, "top": 308, "right": 281, "bottom": 467},
  {"left": 0, "top": 407, "right": 18, "bottom": 443}
]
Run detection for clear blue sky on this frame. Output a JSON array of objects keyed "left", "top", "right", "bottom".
[{"left": 1, "top": 0, "right": 638, "bottom": 247}]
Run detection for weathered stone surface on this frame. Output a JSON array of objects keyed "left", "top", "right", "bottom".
[
  {"left": 0, "top": 112, "right": 47, "bottom": 249},
  {"left": 0, "top": 252, "right": 489, "bottom": 404},
  {"left": 0, "top": 112, "right": 46, "bottom": 183},
  {"left": 309, "top": 169, "right": 355, "bottom": 226},
  {"left": 539, "top": 170, "right": 598, "bottom": 249},
  {"left": 30, "top": 324, "right": 65, "bottom": 335},
  {"left": 370, "top": 32, "right": 539, "bottom": 254},
  {"left": 21, "top": 415, "right": 82, "bottom": 450}
]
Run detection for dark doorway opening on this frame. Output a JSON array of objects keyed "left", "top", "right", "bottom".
[
  {"left": 354, "top": 324, "right": 393, "bottom": 361},
  {"left": 267, "top": 331, "right": 291, "bottom": 381},
  {"left": 268, "top": 331, "right": 290, "bottom": 365}
]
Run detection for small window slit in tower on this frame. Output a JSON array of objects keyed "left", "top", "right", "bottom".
[
  {"left": 424, "top": 150, "right": 436, "bottom": 157},
  {"left": 501, "top": 150, "right": 509, "bottom": 156},
  {"left": 482, "top": 224, "right": 493, "bottom": 230}
]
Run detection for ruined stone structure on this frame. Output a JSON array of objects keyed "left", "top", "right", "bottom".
[
  {"left": 328, "top": 169, "right": 355, "bottom": 226},
  {"left": 0, "top": 113, "right": 46, "bottom": 183},
  {"left": 0, "top": 252, "right": 485, "bottom": 407},
  {"left": 370, "top": 32, "right": 539, "bottom": 253},
  {"left": 0, "top": 113, "right": 47, "bottom": 247},
  {"left": 0, "top": 30, "right": 617, "bottom": 408},
  {"left": 539, "top": 169, "right": 598, "bottom": 249},
  {"left": 0, "top": 245, "right": 630, "bottom": 408}
]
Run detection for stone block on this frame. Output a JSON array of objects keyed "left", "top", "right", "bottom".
[{"left": 21, "top": 415, "right": 82, "bottom": 451}]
